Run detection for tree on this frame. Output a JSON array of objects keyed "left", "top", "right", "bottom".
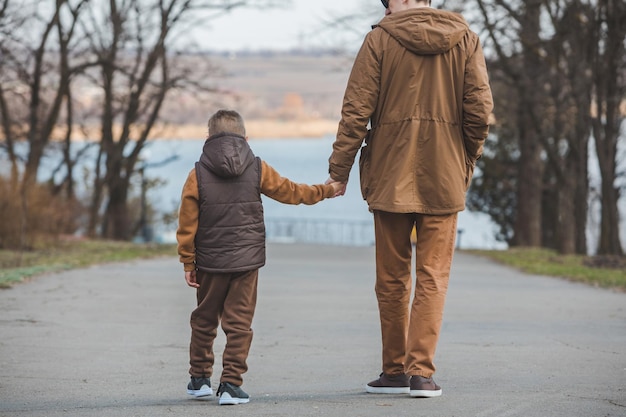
[
  {"left": 0, "top": 0, "right": 90, "bottom": 249},
  {"left": 538, "top": 0, "right": 595, "bottom": 254},
  {"left": 470, "top": 0, "right": 624, "bottom": 255},
  {"left": 473, "top": 0, "right": 547, "bottom": 248},
  {"left": 81, "top": 0, "right": 287, "bottom": 240},
  {"left": 1, "top": 0, "right": 289, "bottom": 244},
  {"left": 591, "top": 0, "right": 625, "bottom": 255}
]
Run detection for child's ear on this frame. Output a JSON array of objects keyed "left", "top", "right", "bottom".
[{"left": 245, "top": 135, "right": 249, "bottom": 142}]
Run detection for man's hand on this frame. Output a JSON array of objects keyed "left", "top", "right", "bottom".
[
  {"left": 326, "top": 176, "right": 347, "bottom": 197},
  {"left": 185, "top": 270, "right": 199, "bottom": 288}
]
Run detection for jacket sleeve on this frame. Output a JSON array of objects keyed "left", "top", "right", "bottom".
[
  {"left": 328, "top": 31, "right": 381, "bottom": 183},
  {"left": 260, "top": 161, "right": 335, "bottom": 204},
  {"left": 176, "top": 169, "right": 199, "bottom": 272},
  {"left": 462, "top": 34, "right": 494, "bottom": 163}
]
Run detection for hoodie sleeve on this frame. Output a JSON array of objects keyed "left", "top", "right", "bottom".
[
  {"left": 462, "top": 34, "right": 494, "bottom": 163},
  {"left": 176, "top": 169, "right": 199, "bottom": 272},
  {"left": 260, "top": 161, "right": 335, "bottom": 204},
  {"left": 328, "top": 31, "right": 381, "bottom": 182}
]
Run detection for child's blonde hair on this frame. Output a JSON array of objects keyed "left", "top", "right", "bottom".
[{"left": 208, "top": 109, "right": 246, "bottom": 137}]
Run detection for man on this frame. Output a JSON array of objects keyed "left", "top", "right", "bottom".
[{"left": 327, "top": 0, "right": 493, "bottom": 398}]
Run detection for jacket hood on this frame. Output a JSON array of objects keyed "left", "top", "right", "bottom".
[
  {"left": 199, "top": 132, "right": 254, "bottom": 178},
  {"left": 377, "top": 8, "right": 469, "bottom": 55}
]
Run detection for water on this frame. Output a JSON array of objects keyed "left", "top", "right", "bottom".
[
  {"left": 143, "top": 136, "right": 506, "bottom": 249},
  {"left": 10, "top": 135, "right": 623, "bottom": 251}
]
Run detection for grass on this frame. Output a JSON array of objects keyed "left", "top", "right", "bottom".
[
  {"left": 0, "top": 239, "right": 177, "bottom": 288},
  {"left": 468, "top": 247, "right": 626, "bottom": 292}
]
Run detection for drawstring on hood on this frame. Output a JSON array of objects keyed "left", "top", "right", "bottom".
[{"left": 377, "top": 8, "right": 469, "bottom": 55}]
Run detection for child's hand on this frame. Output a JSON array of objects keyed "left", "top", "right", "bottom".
[
  {"left": 185, "top": 270, "right": 200, "bottom": 288},
  {"left": 326, "top": 177, "right": 347, "bottom": 197}
]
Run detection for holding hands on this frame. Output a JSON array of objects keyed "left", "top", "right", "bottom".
[{"left": 326, "top": 177, "right": 347, "bottom": 197}]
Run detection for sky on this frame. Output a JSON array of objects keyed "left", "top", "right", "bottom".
[{"left": 193, "top": 0, "right": 376, "bottom": 52}]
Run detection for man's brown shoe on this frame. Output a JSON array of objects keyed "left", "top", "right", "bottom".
[
  {"left": 365, "top": 373, "right": 410, "bottom": 394},
  {"left": 410, "top": 375, "right": 442, "bottom": 397}
]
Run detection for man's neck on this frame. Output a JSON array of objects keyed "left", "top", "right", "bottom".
[{"left": 413, "top": 0, "right": 430, "bottom": 8}]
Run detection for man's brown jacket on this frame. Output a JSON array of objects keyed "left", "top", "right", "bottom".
[{"left": 329, "top": 7, "right": 493, "bottom": 215}]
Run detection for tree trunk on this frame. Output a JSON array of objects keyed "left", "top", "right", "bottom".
[
  {"left": 99, "top": 128, "right": 132, "bottom": 240},
  {"left": 597, "top": 179, "right": 622, "bottom": 255},
  {"left": 592, "top": 0, "right": 625, "bottom": 255},
  {"left": 86, "top": 145, "right": 105, "bottom": 238},
  {"left": 556, "top": 168, "right": 576, "bottom": 254},
  {"left": 573, "top": 141, "right": 589, "bottom": 255},
  {"left": 512, "top": 0, "right": 544, "bottom": 247},
  {"left": 514, "top": 131, "right": 543, "bottom": 247},
  {"left": 102, "top": 177, "right": 131, "bottom": 240}
]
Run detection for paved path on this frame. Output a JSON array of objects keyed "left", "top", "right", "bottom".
[{"left": 0, "top": 244, "right": 624, "bottom": 417}]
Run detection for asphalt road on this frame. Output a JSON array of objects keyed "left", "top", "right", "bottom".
[{"left": 1, "top": 243, "right": 624, "bottom": 417}]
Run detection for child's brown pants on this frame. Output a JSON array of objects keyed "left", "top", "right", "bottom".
[{"left": 189, "top": 269, "right": 258, "bottom": 386}]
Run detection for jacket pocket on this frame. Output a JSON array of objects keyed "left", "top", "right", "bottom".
[{"left": 359, "top": 130, "right": 372, "bottom": 200}]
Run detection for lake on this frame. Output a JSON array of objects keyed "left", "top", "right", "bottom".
[{"left": 13, "top": 134, "right": 623, "bottom": 251}]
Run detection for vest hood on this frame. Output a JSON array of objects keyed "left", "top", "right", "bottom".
[
  {"left": 199, "top": 132, "right": 253, "bottom": 178},
  {"left": 377, "top": 8, "right": 469, "bottom": 55}
]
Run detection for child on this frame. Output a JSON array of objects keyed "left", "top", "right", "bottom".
[{"left": 176, "top": 109, "right": 341, "bottom": 405}]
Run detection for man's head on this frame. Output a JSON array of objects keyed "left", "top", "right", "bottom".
[
  {"left": 382, "top": 0, "right": 431, "bottom": 15},
  {"left": 208, "top": 109, "right": 246, "bottom": 137}
]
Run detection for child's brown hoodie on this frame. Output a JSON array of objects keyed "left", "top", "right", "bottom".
[{"left": 177, "top": 156, "right": 335, "bottom": 272}]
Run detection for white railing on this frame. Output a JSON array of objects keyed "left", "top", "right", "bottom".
[{"left": 265, "top": 218, "right": 375, "bottom": 247}]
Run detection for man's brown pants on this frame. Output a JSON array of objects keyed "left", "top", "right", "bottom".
[
  {"left": 189, "top": 269, "right": 258, "bottom": 386},
  {"left": 374, "top": 210, "right": 457, "bottom": 378}
]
